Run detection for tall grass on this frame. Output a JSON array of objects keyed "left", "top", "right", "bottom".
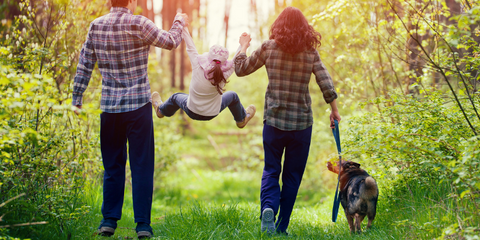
[{"left": 57, "top": 157, "right": 475, "bottom": 240}]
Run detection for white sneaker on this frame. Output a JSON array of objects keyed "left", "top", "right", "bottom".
[
  {"left": 261, "top": 208, "right": 275, "bottom": 234},
  {"left": 151, "top": 91, "right": 164, "bottom": 118}
]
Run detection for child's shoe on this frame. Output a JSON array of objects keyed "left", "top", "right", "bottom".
[
  {"left": 151, "top": 91, "right": 164, "bottom": 118},
  {"left": 236, "top": 105, "right": 256, "bottom": 128}
]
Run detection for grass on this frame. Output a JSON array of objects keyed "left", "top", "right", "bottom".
[
  {"left": 6, "top": 154, "right": 479, "bottom": 239},
  {"left": 42, "top": 157, "right": 469, "bottom": 240}
]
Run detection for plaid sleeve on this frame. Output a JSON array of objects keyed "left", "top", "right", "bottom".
[
  {"left": 234, "top": 42, "right": 267, "bottom": 77},
  {"left": 72, "top": 23, "right": 97, "bottom": 106},
  {"left": 313, "top": 51, "right": 337, "bottom": 104},
  {"left": 141, "top": 15, "right": 184, "bottom": 50}
]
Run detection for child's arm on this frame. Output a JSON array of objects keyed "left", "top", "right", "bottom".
[{"left": 182, "top": 27, "right": 199, "bottom": 68}]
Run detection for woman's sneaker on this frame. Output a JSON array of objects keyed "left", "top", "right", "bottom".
[
  {"left": 236, "top": 105, "right": 256, "bottom": 128},
  {"left": 151, "top": 91, "right": 164, "bottom": 118},
  {"left": 261, "top": 208, "right": 275, "bottom": 234}
]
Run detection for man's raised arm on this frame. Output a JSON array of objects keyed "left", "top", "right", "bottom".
[{"left": 142, "top": 13, "right": 189, "bottom": 50}]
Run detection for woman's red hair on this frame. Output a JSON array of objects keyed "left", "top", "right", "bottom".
[{"left": 269, "top": 7, "right": 322, "bottom": 54}]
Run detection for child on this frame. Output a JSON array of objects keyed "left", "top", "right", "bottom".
[{"left": 152, "top": 27, "right": 255, "bottom": 128}]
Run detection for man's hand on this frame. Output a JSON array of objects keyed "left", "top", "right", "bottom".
[
  {"left": 74, "top": 105, "right": 82, "bottom": 115},
  {"left": 176, "top": 12, "right": 189, "bottom": 27}
]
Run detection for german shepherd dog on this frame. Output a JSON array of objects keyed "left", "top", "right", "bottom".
[{"left": 327, "top": 160, "right": 378, "bottom": 233}]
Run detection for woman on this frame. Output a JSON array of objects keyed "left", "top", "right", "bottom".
[{"left": 234, "top": 7, "right": 341, "bottom": 234}]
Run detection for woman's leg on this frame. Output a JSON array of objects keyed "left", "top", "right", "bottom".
[
  {"left": 219, "top": 91, "right": 246, "bottom": 122},
  {"left": 260, "top": 124, "right": 288, "bottom": 220},
  {"left": 275, "top": 125, "right": 312, "bottom": 233},
  {"left": 158, "top": 93, "right": 189, "bottom": 117}
]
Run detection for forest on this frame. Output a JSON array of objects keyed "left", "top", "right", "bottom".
[{"left": 0, "top": 0, "right": 479, "bottom": 239}]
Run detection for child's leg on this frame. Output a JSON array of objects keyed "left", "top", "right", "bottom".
[
  {"left": 159, "top": 93, "right": 189, "bottom": 117},
  {"left": 219, "top": 91, "right": 247, "bottom": 122}
]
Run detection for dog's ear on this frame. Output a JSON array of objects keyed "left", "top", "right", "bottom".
[
  {"left": 351, "top": 162, "right": 361, "bottom": 168},
  {"left": 327, "top": 161, "right": 332, "bottom": 170}
]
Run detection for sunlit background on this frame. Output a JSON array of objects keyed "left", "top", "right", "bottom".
[
  {"left": 147, "top": 0, "right": 291, "bottom": 54},
  {"left": 1, "top": 0, "right": 479, "bottom": 238}
]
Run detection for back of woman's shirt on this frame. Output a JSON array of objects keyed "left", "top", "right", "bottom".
[{"left": 235, "top": 40, "right": 337, "bottom": 131}]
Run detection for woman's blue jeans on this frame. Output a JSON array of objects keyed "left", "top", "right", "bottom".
[
  {"left": 260, "top": 124, "right": 313, "bottom": 233},
  {"left": 158, "top": 91, "right": 247, "bottom": 122}
]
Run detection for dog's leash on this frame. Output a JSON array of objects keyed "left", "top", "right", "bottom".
[{"left": 331, "top": 119, "right": 342, "bottom": 223}]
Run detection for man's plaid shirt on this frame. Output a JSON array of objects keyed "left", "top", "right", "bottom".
[
  {"left": 235, "top": 40, "right": 337, "bottom": 131},
  {"left": 73, "top": 7, "right": 184, "bottom": 113}
]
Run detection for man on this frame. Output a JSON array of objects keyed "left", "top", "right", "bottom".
[{"left": 72, "top": 0, "right": 188, "bottom": 238}]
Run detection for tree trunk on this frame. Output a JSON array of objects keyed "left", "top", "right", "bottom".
[
  {"left": 406, "top": 0, "right": 424, "bottom": 95},
  {"left": 179, "top": 0, "right": 191, "bottom": 91},
  {"left": 224, "top": 0, "right": 232, "bottom": 47},
  {"left": 162, "top": 0, "right": 178, "bottom": 87}
]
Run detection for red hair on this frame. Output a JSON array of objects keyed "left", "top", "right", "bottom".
[{"left": 269, "top": 7, "right": 322, "bottom": 54}]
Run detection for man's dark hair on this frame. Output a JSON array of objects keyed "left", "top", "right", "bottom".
[{"left": 111, "top": 0, "right": 130, "bottom": 7}]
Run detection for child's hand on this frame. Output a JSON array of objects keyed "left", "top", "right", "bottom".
[
  {"left": 239, "top": 33, "right": 251, "bottom": 47},
  {"left": 176, "top": 11, "right": 190, "bottom": 27}
]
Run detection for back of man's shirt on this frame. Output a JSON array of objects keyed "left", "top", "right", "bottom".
[{"left": 73, "top": 7, "right": 184, "bottom": 113}]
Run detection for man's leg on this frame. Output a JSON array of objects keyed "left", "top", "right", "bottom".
[
  {"left": 275, "top": 126, "right": 312, "bottom": 233},
  {"left": 100, "top": 111, "right": 128, "bottom": 222},
  {"left": 126, "top": 103, "right": 155, "bottom": 225}
]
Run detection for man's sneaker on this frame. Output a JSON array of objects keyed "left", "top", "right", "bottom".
[
  {"left": 151, "top": 91, "right": 164, "bottom": 118},
  {"left": 97, "top": 218, "right": 117, "bottom": 237},
  {"left": 236, "top": 105, "right": 256, "bottom": 128},
  {"left": 261, "top": 208, "right": 275, "bottom": 234},
  {"left": 136, "top": 222, "right": 154, "bottom": 239}
]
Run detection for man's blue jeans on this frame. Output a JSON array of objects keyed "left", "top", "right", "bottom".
[
  {"left": 260, "top": 124, "right": 313, "bottom": 233},
  {"left": 158, "top": 91, "right": 247, "bottom": 122},
  {"left": 100, "top": 103, "right": 154, "bottom": 224}
]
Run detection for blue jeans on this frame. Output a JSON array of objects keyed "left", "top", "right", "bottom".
[
  {"left": 158, "top": 91, "right": 247, "bottom": 122},
  {"left": 100, "top": 103, "right": 154, "bottom": 224},
  {"left": 260, "top": 124, "right": 312, "bottom": 233}
]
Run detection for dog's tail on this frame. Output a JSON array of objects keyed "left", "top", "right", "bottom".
[{"left": 361, "top": 176, "right": 378, "bottom": 198}]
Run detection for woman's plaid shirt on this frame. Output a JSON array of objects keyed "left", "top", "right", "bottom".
[
  {"left": 235, "top": 40, "right": 337, "bottom": 131},
  {"left": 72, "top": 7, "right": 184, "bottom": 113}
]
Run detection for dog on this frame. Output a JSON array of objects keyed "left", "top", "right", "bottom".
[{"left": 327, "top": 160, "right": 378, "bottom": 233}]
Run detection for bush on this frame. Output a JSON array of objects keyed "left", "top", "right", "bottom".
[
  {"left": 0, "top": 0, "right": 106, "bottom": 238},
  {"left": 343, "top": 89, "right": 480, "bottom": 238}
]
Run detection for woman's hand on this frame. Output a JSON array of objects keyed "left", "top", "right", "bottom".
[
  {"left": 239, "top": 33, "right": 251, "bottom": 53},
  {"left": 330, "top": 110, "right": 341, "bottom": 129},
  {"left": 329, "top": 99, "right": 341, "bottom": 128}
]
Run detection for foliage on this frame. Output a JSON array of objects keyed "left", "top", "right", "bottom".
[
  {"left": 0, "top": 0, "right": 108, "bottom": 238},
  {"left": 343, "top": 88, "right": 480, "bottom": 238}
]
